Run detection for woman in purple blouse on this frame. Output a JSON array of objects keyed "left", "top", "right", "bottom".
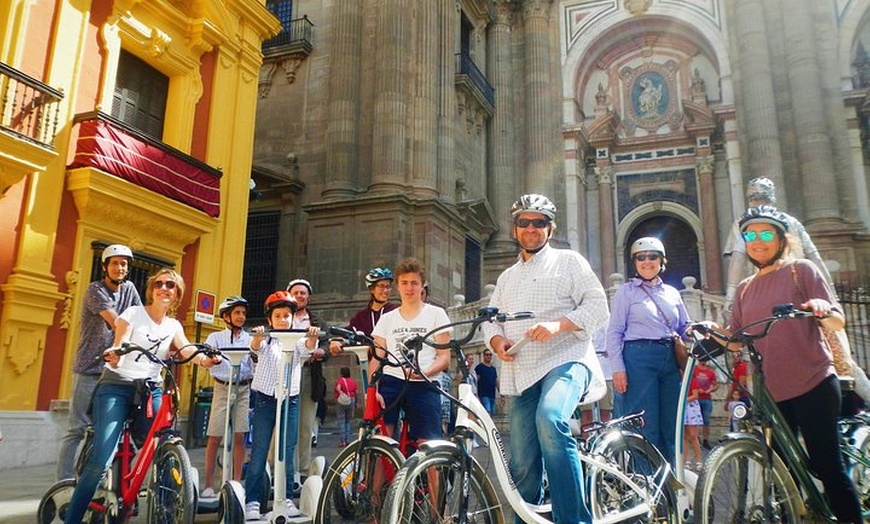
[{"left": 607, "top": 237, "right": 688, "bottom": 464}]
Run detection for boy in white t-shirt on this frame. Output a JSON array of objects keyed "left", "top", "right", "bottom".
[{"left": 371, "top": 257, "right": 453, "bottom": 442}]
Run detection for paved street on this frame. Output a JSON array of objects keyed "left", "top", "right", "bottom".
[{"left": 0, "top": 423, "right": 351, "bottom": 524}]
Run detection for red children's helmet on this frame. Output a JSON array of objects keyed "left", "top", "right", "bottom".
[{"left": 263, "top": 290, "right": 297, "bottom": 317}]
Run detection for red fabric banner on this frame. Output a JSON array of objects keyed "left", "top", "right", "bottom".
[{"left": 70, "top": 118, "right": 221, "bottom": 217}]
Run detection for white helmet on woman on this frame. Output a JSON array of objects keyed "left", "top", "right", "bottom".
[{"left": 630, "top": 237, "right": 666, "bottom": 258}]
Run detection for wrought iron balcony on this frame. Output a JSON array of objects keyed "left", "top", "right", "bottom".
[
  {"left": 455, "top": 52, "right": 494, "bottom": 114},
  {"left": 0, "top": 61, "right": 63, "bottom": 148},
  {"left": 263, "top": 15, "right": 314, "bottom": 59}
]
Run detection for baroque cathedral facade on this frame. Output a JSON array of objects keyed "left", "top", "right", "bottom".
[{"left": 249, "top": 0, "right": 870, "bottom": 321}]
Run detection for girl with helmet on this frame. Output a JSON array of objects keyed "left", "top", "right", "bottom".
[
  {"left": 348, "top": 267, "right": 399, "bottom": 337},
  {"left": 607, "top": 236, "right": 689, "bottom": 464},
  {"left": 698, "top": 206, "right": 862, "bottom": 522}
]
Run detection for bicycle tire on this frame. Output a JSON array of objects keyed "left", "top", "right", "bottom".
[
  {"left": 694, "top": 438, "right": 802, "bottom": 524},
  {"left": 846, "top": 422, "right": 870, "bottom": 519},
  {"left": 37, "top": 478, "right": 116, "bottom": 524},
  {"left": 587, "top": 432, "right": 678, "bottom": 523},
  {"left": 146, "top": 441, "right": 196, "bottom": 524},
  {"left": 314, "top": 437, "right": 404, "bottom": 524},
  {"left": 379, "top": 447, "right": 505, "bottom": 524}
]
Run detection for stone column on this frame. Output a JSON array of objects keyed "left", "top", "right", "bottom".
[
  {"left": 596, "top": 165, "right": 616, "bottom": 278},
  {"left": 487, "top": 1, "right": 516, "bottom": 250},
  {"left": 521, "top": 0, "right": 557, "bottom": 196},
  {"left": 697, "top": 155, "right": 723, "bottom": 293},
  {"left": 371, "top": 0, "right": 410, "bottom": 191},
  {"left": 812, "top": 0, "right": 858, "bottom": 223},
  {"left": 781, "top": 0, "right": 839, "bottom": 222},
  {"left": 731, "top": 0, "right": 785, "bottom": 203},
  {"left": 410, "top": 0, "right": 438, "bottom": 197},
  {"left": 323, "top": 0, "right": 362, "bottom": 198},
  {"left": 436, "top": 0, "right": 457, "bottom": 201}
]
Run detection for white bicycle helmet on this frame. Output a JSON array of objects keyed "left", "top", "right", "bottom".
[
  {"left": 286, "top": 278, "right": 313, "bottom": 294},
  {"left": 630, "top": 237, "right": 666, "bottom": 258},
  {"left": 101, "top": 244, "right": 133, "bottom": 264},
  {"left": 510, "top": 194, "right": 557, "bottom": 220}
]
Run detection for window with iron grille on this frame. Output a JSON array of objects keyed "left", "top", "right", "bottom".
[
  {"left": 242, "top": 211, "right": 281, "bottom": 322},
  {"left": 111, "top": 50, "right": 168, "bottom": 140},
  {"left": 266, "top": 1, "right": 293, "bottom": 30}
]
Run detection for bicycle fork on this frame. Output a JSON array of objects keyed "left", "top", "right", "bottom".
[{"left": 761, "top": 425, "right": 784, "bottom": 523}]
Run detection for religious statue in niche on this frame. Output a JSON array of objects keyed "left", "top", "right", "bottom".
[{"left": 633, "top": 72, "right": 667, "bottom": 120}]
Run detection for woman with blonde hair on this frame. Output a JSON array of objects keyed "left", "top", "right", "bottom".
[{"left": 63, "top": 268, "right": 219, "bottom": 524}]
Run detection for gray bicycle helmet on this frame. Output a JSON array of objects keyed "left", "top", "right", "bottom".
[
  {"left": 365, "top": 267, "right": 394, "bottom": 287},
  {"left": 218, "top": 295, "right": 248, "bottom": 317},
  {"left": 738, "top": 205, "right": 789, "bottom": 233},
  {"left": 511, "top": 194, "right": 557, "bottom": 220}
]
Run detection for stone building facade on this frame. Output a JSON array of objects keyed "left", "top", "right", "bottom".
[{"left": 249, "top": 0, "right": 870, "bottom": 323}]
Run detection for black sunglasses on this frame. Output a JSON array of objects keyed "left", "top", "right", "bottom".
[
  {"left": 515, "top": 217, "right": 550, "bottom": 228},
  {"left": 152, "top": 280, "right": 177, "bottom": 290},
  {"left": 634, "top": 254, "right": 661, "bottom": 262}
]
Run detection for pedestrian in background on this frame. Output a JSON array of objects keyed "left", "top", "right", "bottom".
[{"left": 334, "top": 366, "right": 357, "bottom": 447}]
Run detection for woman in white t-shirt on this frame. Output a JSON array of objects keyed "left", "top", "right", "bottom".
[
  {"left": 63, "top": 268, "right": 218, "bottom": 524},
  {"left": 371, "top": 258, "right": 453, "bottom": 443}
]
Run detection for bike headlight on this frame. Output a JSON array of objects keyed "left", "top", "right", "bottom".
[{"left": 732, "top": 403, "right": 749, "bottom": 420}]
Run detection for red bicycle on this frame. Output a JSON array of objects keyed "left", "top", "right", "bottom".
[
  {"left": 314, "top": 327, "right": 417, "bottom": 524},
  {"left": 38, "top": 342, "right": 221, "bottom": 524}
]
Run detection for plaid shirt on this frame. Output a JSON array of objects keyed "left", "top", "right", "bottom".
[
  {"left": 204, "top": 328, "right": 254, "bottom": 383},
  {"left": 250, "top": 336, "right": 306, "bottom": 398},
  {"left": 482, "top": 243, "right": 610, "bottom": 396}
]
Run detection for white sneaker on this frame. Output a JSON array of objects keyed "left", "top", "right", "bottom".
[
  {"left": 200, "top": 487, "right": 216, "bottom": 499},
  {"left": 245, "top": 501, "right": 261, "bottom": 520},
  {"left": 285, "top": 499, "right": 302, "bottom": 517}
]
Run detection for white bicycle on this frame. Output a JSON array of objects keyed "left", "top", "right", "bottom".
[{"left": 378, "top": 307, "right": 679, "bottom": 524}]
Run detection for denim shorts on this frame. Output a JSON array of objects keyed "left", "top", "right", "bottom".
[{"left": 378, "top": 374, "right": 442, "bottom": 440}]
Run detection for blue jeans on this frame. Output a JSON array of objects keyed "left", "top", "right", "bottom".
[
  {"left": 338, "top": 402, "right": 355, "bottom": 444},
  {"left": 509, "top": 362, "right": 591, "bottom": 524},
  {"left": 480, "top": 396, "right": 496, "bottom": 415},
  {"left": 245, "top": 391, "right": 299, "bottom": 503},
  {"left": 64, "top": 382, "right": 161, "bottom": 524},
  {"left": 56, "top": 373, "right": 100, "bottom": 480},
  {"left": 621, "top": 339, "right": 681, "bottom": 464}
]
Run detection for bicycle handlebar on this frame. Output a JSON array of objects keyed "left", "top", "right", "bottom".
[
  {"left": 689, "top": 303, "right": 814, "bottom": 351},
  {"left": 97, "top": 342, "right": 222, "bottom": 366},
  {"left": 402, "top": 307, "right": 534, "bottom": 355}
]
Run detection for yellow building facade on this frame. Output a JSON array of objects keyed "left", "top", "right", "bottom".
[{"left": 0, "top": 0, "right": 279, "bottom": 467}]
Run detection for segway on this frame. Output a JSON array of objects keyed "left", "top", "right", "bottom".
[
  {"left": 207, "top": 346, "right": 252, "bottom": 520},
  {"left": 221, "top": 329, "right": 321, "bottom": 524}
]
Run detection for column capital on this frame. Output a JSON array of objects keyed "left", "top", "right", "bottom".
[
  {"left": 521, "top": 0, "right": 553, "bottom": 20},
  {"left": 594, "top": 165, "right": 614, "bottom": 185},
  {"left": 695, "top": 155, "right": 715, "bottom": 175}
]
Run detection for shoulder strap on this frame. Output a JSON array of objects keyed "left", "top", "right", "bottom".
[{"left": 639, "top": 284, "right": 676, "bottom": 333}]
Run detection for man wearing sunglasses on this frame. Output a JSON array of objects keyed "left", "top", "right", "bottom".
[
  {"left": 482, "top": 193, "right": 609, "bottom": 524},
  {"left": 55, "top": 244, "right": 142, "bottom": 481},
  {"left": 723, "top": 177, "right": 831, "bottom": 323}
]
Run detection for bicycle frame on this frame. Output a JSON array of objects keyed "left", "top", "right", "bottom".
[
  {"left": 88, "top": 362, "right": 183, "bottom": 520},
  {"left": 446, "top": 381, "right": 656, "bottom": 524}
]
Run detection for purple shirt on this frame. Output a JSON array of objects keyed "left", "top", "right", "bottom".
[
  {"left": 348, "top": 302, "right": 399, "bottom": 337},
  {"left": 606, "top": 277, "right": 689, "bottom": 374}
]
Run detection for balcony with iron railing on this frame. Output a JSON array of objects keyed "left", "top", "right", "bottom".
[
  {"left": 455, "top": 52, "right": 494, "bottom": 116},
  {"left": 263, "top": 15, "right": 314, "bottom": 59},
  {"left": 0, "top": 61, "right": 63, "bottom": 149}
]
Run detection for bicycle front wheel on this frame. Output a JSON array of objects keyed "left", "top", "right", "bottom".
[
  {"left": 694, "top": 439, "right": 801, "bottom": 524},
  {"left": 588, "top": 432, "right": 678, "bottom": 523},
  {"left": 147, "top": 441, "right": 196, "bottom": 524},
  {"left": 314, "top": 437, "right": 404, "bottom": 524},
  {"left": 379, "top": 447, "right": 505, "bottom": 524},
  {"left": 846, "top": 422, "right": 870, "bottom": 518}
]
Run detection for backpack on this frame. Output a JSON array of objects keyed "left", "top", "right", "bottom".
[{"left": 337, "top": 378, "right": 353, "bottom": 406}]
